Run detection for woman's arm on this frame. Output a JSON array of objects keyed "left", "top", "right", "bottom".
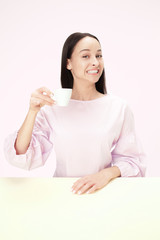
[
  {"left": 15, "top": 87, "right": 55, "bottom": 155},
  {"left": 15, "top": 110, "right": 38, "bottom": 154},
  {"left": 111, "top": 104, "right": 146, "bottom": 177},
  {"left": 4, "top": 87, "right": 56, "bottom": 170}
]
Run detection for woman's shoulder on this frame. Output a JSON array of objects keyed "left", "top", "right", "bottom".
[{"left": 106, "top": 93, "right": 128, "bottom": 107}]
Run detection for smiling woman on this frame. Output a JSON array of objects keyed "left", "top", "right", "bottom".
[
  {"left": 67, "top": 37, "right": 104, "bottom": 95},
  {"left": 61, "top": 32, "right": 107, "bottom": 99},
  {"left": 4, "top": 32, "right": 146, "bottom": 194}
]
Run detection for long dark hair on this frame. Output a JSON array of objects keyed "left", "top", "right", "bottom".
[{"left": 60, "top": 32, "right": 107, "bottom": 94}]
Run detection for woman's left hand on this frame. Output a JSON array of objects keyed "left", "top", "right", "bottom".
[{"left": 71, "top": 167, "right": 120, "bottom": 194}]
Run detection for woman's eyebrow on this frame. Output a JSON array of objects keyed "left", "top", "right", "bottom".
[
  {"left": 79, "top": 49, "right": 90, "bottom": 53},
  {"left": 79, "top": 49, "right": 102, "bottom": 53}
]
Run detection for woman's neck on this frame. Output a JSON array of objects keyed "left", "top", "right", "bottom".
[{"left": 71, "top": 84, "right": 103, "bottom": 101}]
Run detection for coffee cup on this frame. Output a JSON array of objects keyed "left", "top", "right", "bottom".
[{"left": 51, "top": 88, "right": 72, "bottom": 106}]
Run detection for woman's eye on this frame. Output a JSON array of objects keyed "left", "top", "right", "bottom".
[
  {"left": 96, "top": 55, "right": 103, "bottom": 58},
  {"left": 82, "top": 55, "right": 89, "bottom": 58}
]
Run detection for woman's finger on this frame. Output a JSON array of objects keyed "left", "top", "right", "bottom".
[
  {"left": 30, "top": 96, "right": 54, "bottom": 109},
  {"left": 72, "top": 178, "right": 95, "bottom": 194},
  {"left": 72, "top": 179, "right": 87, "bottom": 194},
  {"left": 76, "top": 182, "right": 95, "bottom": 195},
  {"left": 34, "top": 86, "right": 54, "bottom": 103},
  {"left": 32, "top": 92, "right": 54, "bottom": 105},
  {"left": 37, "top": 86, "right": 53, "bottom": 96},
  {"left": 86, "top": 184, "right": 99, "bottom": 194},
  {"left": 72, "top": 175, "right": 89, "bottom": 189},
  {"left": 72, "top": 176, "right": 88, "bottom": 188}
]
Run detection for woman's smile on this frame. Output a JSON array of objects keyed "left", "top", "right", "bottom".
[{"left": 86, "top": 69, "right": 100, "bottom": 75}]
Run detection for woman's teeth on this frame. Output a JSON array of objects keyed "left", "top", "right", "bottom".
[{"left": 87, "top": 70, "right": 99, "bottom": 74}]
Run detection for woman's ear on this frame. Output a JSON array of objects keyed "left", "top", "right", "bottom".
[{"left": 66, "top": 59, "right": 72, "bottom": 70}]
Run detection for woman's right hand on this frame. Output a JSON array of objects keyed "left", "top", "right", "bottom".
[{"left": 29, "top": 87, "right": 55, "bottom": 113}]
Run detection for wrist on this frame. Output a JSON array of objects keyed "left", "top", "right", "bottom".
[
  {"left": 100, "top": 166, "right": 121, "bottom": 181},
  {"left": 28, "top": 108, "right": 39, "bottom": 116}
]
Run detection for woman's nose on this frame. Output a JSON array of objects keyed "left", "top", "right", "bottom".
[{"left": 92, "top": 57, "right": 99, "bottom": 66}]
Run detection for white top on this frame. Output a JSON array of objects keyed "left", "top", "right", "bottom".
[{"left": 4, "top": 94, "right": 146, "bottom": 177}]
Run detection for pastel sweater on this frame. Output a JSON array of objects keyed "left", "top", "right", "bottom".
[{"left": 4, "top": 94, "right": 146, "bottom": 177}]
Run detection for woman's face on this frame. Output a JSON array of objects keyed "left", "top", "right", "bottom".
[{"left": 67, "top": 37, "right": 104, "bottom": 85}]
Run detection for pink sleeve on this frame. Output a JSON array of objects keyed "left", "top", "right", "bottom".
[
  {"left": 111, "top": 105, "right": 146, "bottom": 177},
  {"left": 4, "top": 109, "right": 53, "bottom": 170}
]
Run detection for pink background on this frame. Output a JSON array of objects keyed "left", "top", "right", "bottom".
[{"left": 0, "top": 0, "right": 160, "bottom": 177}]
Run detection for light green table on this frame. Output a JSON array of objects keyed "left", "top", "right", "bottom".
[{"left": 0, "top": 178, "right": 160, "bottom": 240}]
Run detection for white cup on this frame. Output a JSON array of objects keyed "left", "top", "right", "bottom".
[{"left": 51, "top": 88, "right": 72, "bottom": 106}]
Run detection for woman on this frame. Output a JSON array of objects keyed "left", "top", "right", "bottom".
[{"left": 4, "top": 32, "right": 146, "bottom": 194}]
